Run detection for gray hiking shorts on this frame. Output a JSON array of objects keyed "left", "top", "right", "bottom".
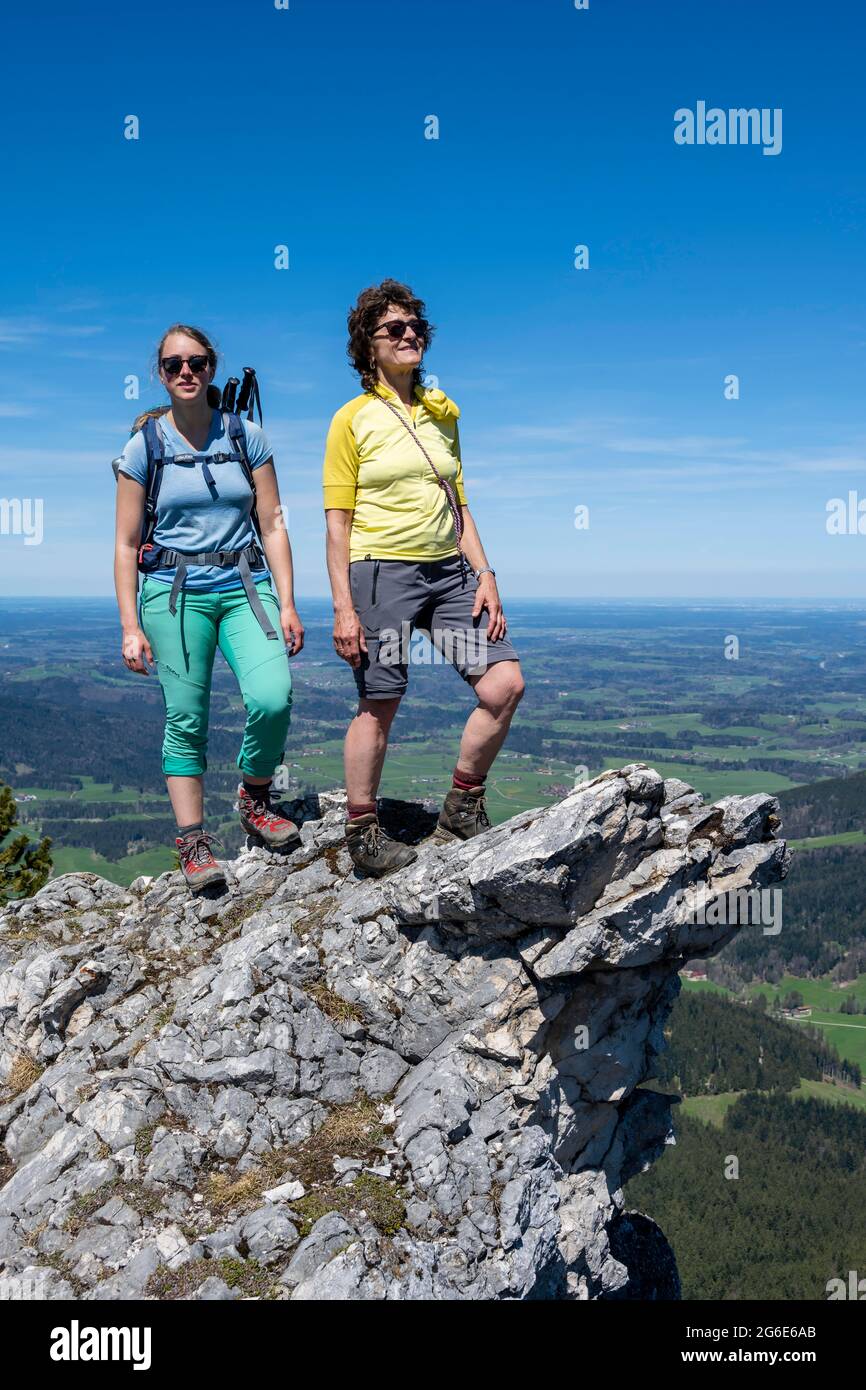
[{"left": 348, "top": 554, "right": 520, "bottom": 700}]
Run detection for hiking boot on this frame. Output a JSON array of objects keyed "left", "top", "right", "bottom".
[
  {"left": 345, "top": 813, "right": 418, "bottom": 878},
  {"left": 237, "top": 783, "right": 301, "bottom": 849},
  {"left": 433, "top": 785, "right": 491, "bottom": 843},
  {"left": 176, "top": 830, "right": 227, "bottom": 893}
]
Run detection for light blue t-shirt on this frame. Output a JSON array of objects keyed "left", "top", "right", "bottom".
[{"left": 117, "top": 411, "right": 274, "bottom": 591}]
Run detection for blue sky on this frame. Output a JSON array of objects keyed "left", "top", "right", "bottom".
[{"left": 0, "top": 0, "right": 863, "bottom": 599}]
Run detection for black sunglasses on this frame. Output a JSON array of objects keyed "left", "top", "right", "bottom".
[
  {"left": 372, "top": 318, "right": 426, "bottom": 342},
  {"left": 160, "top": 354, "right": 210, "bottom": 377}
]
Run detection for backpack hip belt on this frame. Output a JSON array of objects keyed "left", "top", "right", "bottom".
[{"left": 141, "top": 541, "right": 277, "bottom": 639}]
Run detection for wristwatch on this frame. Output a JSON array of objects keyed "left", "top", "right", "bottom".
[{"left": 474, "top": 566, "right": 496, "bottom": 580}]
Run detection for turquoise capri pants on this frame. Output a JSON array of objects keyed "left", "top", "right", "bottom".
[{"left": 138, "top": 573, "right": 293, "bottom": 778}]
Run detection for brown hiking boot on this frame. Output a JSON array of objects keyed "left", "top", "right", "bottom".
[
  {"left": 433, "top": 785, "right": 491, "bottom": 843},
  {"left": 237, "top": 783, "right": 301, "bottom": 849},
  {"left": 176, "top": 830, "right": 227, "bottom": 893},
  {"left": 345, "top": 813, "right": 418, "bottom": 878}
]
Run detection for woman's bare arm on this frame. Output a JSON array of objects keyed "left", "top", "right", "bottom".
[
  {"left": 460, "top": 506, "right": 506, "bottom": 641},
  {"left": 114, "top": 474, "right": 154, "bottom": 674},
  {"left": 253, "top": 460, "right": 304, "bottom": 655},
  {"left": 325, "top": 508, "right": 367, "bottom": 667}
]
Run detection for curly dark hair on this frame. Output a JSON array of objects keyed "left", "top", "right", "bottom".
[{"left": 347, "top": 279, "right": 435, "bottom": 395}]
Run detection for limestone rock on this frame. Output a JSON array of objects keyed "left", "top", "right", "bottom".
[{"left": 0, "top": 770, "right": 789, "bottom": 1300}]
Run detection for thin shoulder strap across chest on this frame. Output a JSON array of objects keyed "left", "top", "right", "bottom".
[{"left": 375, "top": 393, "right": 465, "bottom": 548}]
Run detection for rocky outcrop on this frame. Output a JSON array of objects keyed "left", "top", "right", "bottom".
[{"left": 0, "top": 765, "right": 788, "bottom": 1300}]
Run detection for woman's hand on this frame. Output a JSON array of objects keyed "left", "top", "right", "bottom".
[
  {"left": 333, "top": 605, "right": 368, "bottom": 668},
  {"left": 121, "top": 627, "right": 154, "bottom": 675},
  {"left": 281, "top": 604, "right": 305, "bottom": 656},
  {"left": 472, "top": 574, "right": 507, "bottom": 641}
]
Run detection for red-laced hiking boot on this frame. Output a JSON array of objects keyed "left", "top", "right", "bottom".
[
  {"left": 237, "top": 783, "right": 301, "bottom": 849},
  {"left": 175, "top": 831, "right": 227, "bottom": 893}
]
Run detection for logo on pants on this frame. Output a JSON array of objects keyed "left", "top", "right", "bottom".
[{"left": 378, "top": 620, "right": 487, "bottom": 676}]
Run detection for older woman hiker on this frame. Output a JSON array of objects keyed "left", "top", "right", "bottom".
[
  {"left": 323, "top": 279, "right": 525, "bottom": 877},
  {"left": 114, "top": 323, "right": 304, "bottom": 892}
]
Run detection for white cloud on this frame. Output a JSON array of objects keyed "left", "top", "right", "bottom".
[
  {"left": 0, "top": 317, "right": 105, "bottom": 345},
  {"left": 467, "top": 416, "right": 866, "bottom": 484}
]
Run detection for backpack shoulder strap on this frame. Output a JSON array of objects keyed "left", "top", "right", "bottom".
[
  {"left": 140, "top": 415, "right": 170, "bottom": 543},
  {"left": 224, "top": 411, "right": 251, "bottom": 476},
  {"left": 226, "top": 410, "right": 262, "bottom": 493},
  {"left": 224, "top": 412, "right": 264, "bottom": 545},
  {"left": 142, "top": 413, "right": 165, "bottom": 462}
]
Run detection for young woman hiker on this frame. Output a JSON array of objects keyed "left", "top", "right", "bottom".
[
  {"left": 323, "top": 279, "right": 526, "bottom": 877},
  {"left": 113, "top": 324, "right": 304, "bottom": 892}
]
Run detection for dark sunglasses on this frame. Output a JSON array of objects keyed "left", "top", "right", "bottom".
[
  {"left": 373, "top": 318, "right": 426, "bottom": 342},
  {"left": 160, "top": 354, "right": 210, "bottom": 377}
]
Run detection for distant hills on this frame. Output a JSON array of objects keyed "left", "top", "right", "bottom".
[
  {"left": 656, "top": 989, "right": 861, "bottom": 1094},
  {"left": 776, "top": 768, "right": 866, "bottom": 838},
  {"left": 628, "top": 991, "right": 866, "bottom": 1299}
]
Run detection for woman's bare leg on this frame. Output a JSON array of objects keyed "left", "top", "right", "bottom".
[
  {"left": 165, "top": 774, "right": 204, "bottom": 828},
  {"left": 344, "top": 696, "right": 402, "bottom": 805},
  {"left": 457, "top": 660, "right": 525, "bottom": 779}
]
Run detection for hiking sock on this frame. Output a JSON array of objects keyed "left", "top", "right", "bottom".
[
  {"left": 347, "top": 800, "right": 377, "bottom": 820},
  {"left": 177, "top": 822, "right": 204, "bottom": 838},
  {"left": 452, "top": 766, "right": 486, "bottom": 792},
  {"left": 243, "top": 777, "right": 272, "bottom": 804}
]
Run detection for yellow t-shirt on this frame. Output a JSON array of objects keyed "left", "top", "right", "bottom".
[{"left": 322, "top": 381, "right": 468, "bottom": 562}]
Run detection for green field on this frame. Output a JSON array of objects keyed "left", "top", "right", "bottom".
[
  {"left": 679, "top": 1091, "right": 743, "bottom": 1125},
  {"left": 47, "top": 844, "right": 173, "bottom": 886},
  {"left": 682, "top": 973, "right": 866, "bottom": 1074},
  {"left": 5, "top": 791, "right": 174, "bottom": 887},
  {"left": 679, "top": 977, "right": 731, "bottom": 997},
  {"left": 789, "top": 830, "right": 866, "bottom": 850},
  {"left": 11, "top": 776, "right": 150, "bottom": 804},
  {"left": 682, "top": 1076, "right": 866, "bottom": 1125},
  {"left": 789, "top": 1075, "right": 866, "bottom": 1112}
]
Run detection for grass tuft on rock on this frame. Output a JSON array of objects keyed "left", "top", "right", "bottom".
[
  {"left": 306, "top": 980, "right": 364, "bottom": 1024},
  {"left": 145, "top": 1255, "right": 274, "bottom": 1300},
  {"left": 134, "top": 1110, "right": 189, "bottom": 1158},
  {"left": 204, "top": 1093, "right": 394, "bottom": 1219},
  {"left": 63, "top": 1179, "right": 123, "bottom": 1234},
  {"left": 2, "top": 1052, "right": 43, "bottom": 1099},
  {"left": 287, "top": 1172, "right": 406, "bottom": 1238}
]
